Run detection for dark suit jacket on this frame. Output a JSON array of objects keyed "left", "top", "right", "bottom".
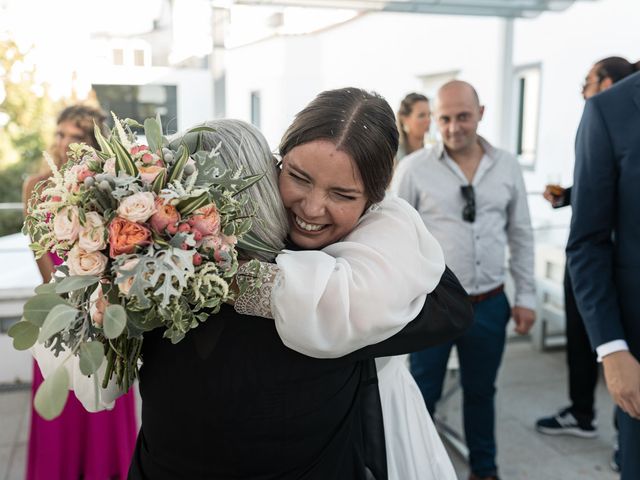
[
  {"left": 129, "top": 267, "right": 473, "bottom": 479},
  {"left": 566, "top": 71, "right": 640, "bottom": 357}
]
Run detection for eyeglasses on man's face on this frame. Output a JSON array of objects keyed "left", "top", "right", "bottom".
[{"left": 460, "top": 185, "right": 475, "bottom": 223}]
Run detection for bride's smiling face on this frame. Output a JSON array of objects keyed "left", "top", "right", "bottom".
[{"left": 279, "top": 140, "right": 369, "bottom": 250}]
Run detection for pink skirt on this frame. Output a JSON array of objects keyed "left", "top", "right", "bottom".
[{"left": 26, "top": 362, "right": 138, "bottom": 480}]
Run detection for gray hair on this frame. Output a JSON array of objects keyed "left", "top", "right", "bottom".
[{"left": 180, "top": 119, "right": 288, "bottom": 261}]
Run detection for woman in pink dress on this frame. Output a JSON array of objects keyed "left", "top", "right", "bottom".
[{"left": 23, "top": 105, "right": 137, "bottom": 480}]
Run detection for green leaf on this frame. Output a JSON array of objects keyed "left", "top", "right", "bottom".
[
  {"left": 123, "top": 118, "right": 144, "bottom": 129},
  {"left": 79, "top": 341, "right": 105, "bottom": 376},
  {"left": 8, "top": 320, "right": 39, "bottom": 351},
  {"left": 94, "top": 122, "right": 114, "bottom": 156},
  {"left": 112, "top": 138, "right": 139, "bottom": 177},
  {"left": 144, "top": 117, "right": 163, "bottom": 154},
  {"left": 103, "top": 304, "right": 127, "bottom": 339},
  {"left": 23, "top": 294, "right": 68, "bottom": 327},
  {"left": 55, "top": 275, "right": 100, "bottom": 294},
  {"left": 176, "top": 192, "right": 210, "bottom": 216},
  {"left": 232, "top": 173, "right": 264, "bottom": 196},
  {"left": 34, "top": 283, "right": 57, "bottom": 295},
  {"left": 34, "top": 366, "right": 69, "bottom": 420},
  {"left": 151, "top": 167, "right": 167, "bottom": 194},
  {"left": 38, "top": 304, "right": 79, "bottom": 343},
  {"left": 167, "top": 144, "right": 189, "bottom": 184}
]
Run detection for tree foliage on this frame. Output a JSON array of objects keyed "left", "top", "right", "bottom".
[{"left": 0, "top": 35, "right": 61, "bottom": 236}]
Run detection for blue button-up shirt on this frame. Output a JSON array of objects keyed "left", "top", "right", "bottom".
[{"left": 392, "top": 137, "right": 536, "bottom": 309}]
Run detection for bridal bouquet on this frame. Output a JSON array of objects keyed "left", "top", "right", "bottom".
[{"left": 10, "top": 115, "right": 266, "bottom": 419}]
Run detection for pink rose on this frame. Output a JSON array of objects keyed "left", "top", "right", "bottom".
[
  {"left": 67, "top": 245, "right": 108, "bottom": 276},
  {"left": 188, "top": 203, "right": 220, "bottom": 236},
  {"left": 78, "top": 212, "right": 107, "bottom": 252},
  {"left": 70, "top": 163, "right": 94, "bottom": 183},
  {"left": 139, "top": 165, "right": 166, "bottom": 185},
  {"left": 53, "top": 206, "right": 80, "bottom": 242},
  {"left": 117, "top": 192, "right": 157, "bottom": 223},
  {"left": 149, "top": 198, "right": 181, "bottom": 233}
]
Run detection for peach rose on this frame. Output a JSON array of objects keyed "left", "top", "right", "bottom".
[
  {"left": 149, "top": 198, "right": 181, "bottom": 233},
  {"left": 116, "top": 192, "right": 156, "bottom": 223},
  {"left": 108, "top": 217, "right": 151, "bottom": 258},
  {"left": 116, "top": 258, "right": 140, "bottom": 296},
  {"left": 78, "top": 212, "right": 107, "bottom": 252},
  {"left": 53, "top": 206, "right": 81, "bottom": 242},
  {"left": 188, "top": 203, "right": 220, "bottom": 236},
  {"left": 67, "top": 245, "right": 108, "bottom": 276},
  {"left": 103, "top": 157, "right": 116, "bottom": 175},
  {"left": 139, "top": 165, "right": 165, "bottom": 185}
]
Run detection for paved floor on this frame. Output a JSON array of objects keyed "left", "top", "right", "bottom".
[{"left": 0, "top": 341, "right": 619, "bottom": 480}]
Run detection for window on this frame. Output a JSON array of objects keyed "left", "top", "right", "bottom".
[
  {"left": 133, "top": 49, "right": 146, "bottom": 67},
  {"left": 92, "top": 84, "right": 179, "bottom": 134},
  {"left": 514, "top": 65, "right": 541, "bottom": 169},
  {"left": 250, "top": 91, "right": 261, "bottom": 129},
  {"left": 113, "top": 48, "right": 124, "bottom": 66}
]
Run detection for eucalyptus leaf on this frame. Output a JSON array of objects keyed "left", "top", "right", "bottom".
[
  {"left": 34, "top": 283, "right": 57, "bottom": 295},
  {"left": 23, "top": 294, "right": 68, "bottom": 327},
  {"left": 38, "top": 304, "right": 79, "bottom": 343},
  {"left": 34, "top": 366, "right": 70, "bottom": 420},
  {"left": 8, "top": 320, "right": 39, "bottom": 351},
  {"left": 55, "top": 275, "right": 100, "bottom": 294},
  {"left": 79, "top": 342, "right": 105, "bottom": 376},
  {"left": 103, "top": 304, "right": 127, "bottom": 339},
  {"left": 144, "top": 117, "right": 163, "bottom": 154}
]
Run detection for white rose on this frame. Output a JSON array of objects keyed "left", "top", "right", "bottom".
[
  {"left": 67, "top": 245, "right": 108, "bottom": 276},
  {"left": 116, "top": 258, "right": 140, "bottom": 296},
  {"left": 53, "top": 206, "right": 81, "bottom": 242},
  {"left": 103, "top": 157, "right": 116, "bottom": 175},
  {"left": 78, "top": 212, "right": 107, "bottom": 253},
  {"left": 117, "top": 192, "right": 157, "bottom": 223}
]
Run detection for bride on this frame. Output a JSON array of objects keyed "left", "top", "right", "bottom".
[{"left": 36, "top": 88, "right": 469, "bottom": 479}]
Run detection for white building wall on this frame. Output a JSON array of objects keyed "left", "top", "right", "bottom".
[{"left": 226, "top": 12, "right": 505, "bottom": 148}]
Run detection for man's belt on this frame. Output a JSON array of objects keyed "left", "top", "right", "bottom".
[{"left": 468, "top": 284, "right": 504, "bottom": 304}]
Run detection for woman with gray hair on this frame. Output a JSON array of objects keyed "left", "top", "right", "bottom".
[{"left": 127, "top": 94, "right": 469, "bottom": 478}]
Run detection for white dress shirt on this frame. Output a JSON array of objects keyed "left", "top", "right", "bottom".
[{"left": 392, "top": 138, "right": 536, "bottom": 309}]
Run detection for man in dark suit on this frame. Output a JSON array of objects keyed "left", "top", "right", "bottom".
[{"left": 567, "top": 68, "right": 640, "bottom": 480}]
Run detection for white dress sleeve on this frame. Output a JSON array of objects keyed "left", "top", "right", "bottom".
[
  {"left": 32, "top": 343, "right": 124, "bottom": 412},
  {"left": 271, "top": 194, "right": 445, "bottom": 358}
]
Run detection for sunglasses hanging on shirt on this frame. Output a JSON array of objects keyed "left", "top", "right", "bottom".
[{"left": 460, "top": 185, "right": 476, "bottom": 223}]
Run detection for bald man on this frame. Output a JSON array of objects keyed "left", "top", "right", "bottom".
[{"left": 392, "top": 81, "right": 535, "bottom": 480}]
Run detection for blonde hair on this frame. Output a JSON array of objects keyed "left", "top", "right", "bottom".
[{"left": 193, "top": 119, "right": 288, "bottom": 262}]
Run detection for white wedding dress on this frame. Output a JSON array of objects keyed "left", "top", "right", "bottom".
[{"left": 376, "top": 356, "right": 457, "bottom": 480}]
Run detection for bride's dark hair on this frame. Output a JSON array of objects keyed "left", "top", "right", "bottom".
[{"left": 279, "top": 87, "right": 398, "bottom": 204}]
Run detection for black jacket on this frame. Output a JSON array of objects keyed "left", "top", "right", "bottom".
[{"left": 129, "top": 266, "right": 472, "bottom": 479}]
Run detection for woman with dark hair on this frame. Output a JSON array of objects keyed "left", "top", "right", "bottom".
[
  {"left": 129, "top": 90, "right": 469, "bottom": 479},
  {"left": 50, "top": 91, "right": 470, "bottom": 479},
  {"left": 396, "top": 92, "right": 431, "bottom": 161},
  {"left": 23, "top": 105, "right": 137, "bottom": 480}
]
